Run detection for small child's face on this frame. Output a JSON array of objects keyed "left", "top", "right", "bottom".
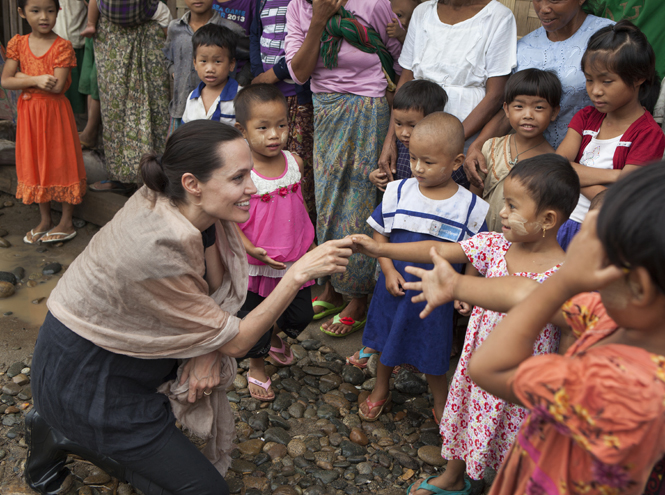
[
  {"left": 186, "top": 0, "right": 214, "bottom": 15},
  {"left": 393, "top": 108, "right": 425, "bottom": 149},
  {"left": 19, "top": 0, "right": 58, "bottom": 35},
  {"left": 499, "top": 176, "right": 544, "bottom": 242},
  {"left": 408, "top": 131, "right": 463, "bottom": 191},
  {"left": 193, "top": 45, "right": 235, "bottom": 91},
  {"left": 503, "top": 95, "right": 558, "bottom": 140},
  {"left": 391, "top": 0, "right": 417, "bottom": 28},
  {"left": 238, "top": 101, "right": 289, "bottom": 159},
  {"left": 583, "top": 64, "right": 638, "bottom": 115}
]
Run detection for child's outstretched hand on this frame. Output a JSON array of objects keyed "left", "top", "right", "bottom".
[
  {"left": 348, "top": 234, "right": 381, "bottom": 258},
  {"left": 369, "top": 168, "right": 390, "bottom": 192},
  {"left": 404, "top": 247, "right": 458, "bottom": 319},
  {"left": 455, "top": 300, "right": 473, "bottom": 316},
  {"left": 386, "top": 19, "right": 406, "bottom": 42},
  {"left": 248, "top": 246, "right": 287, "bottom": 271},
  {"left": 558, "top": 211, "right": 624, "bottom": 294},
  {"left": 33, "top": 75, "right": 57, "bottom": 92},
  {"left": 384, "top": 269, "right": 406, "bottom": 297}
]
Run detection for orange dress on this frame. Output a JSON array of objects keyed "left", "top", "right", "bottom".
[
  {"left": 6, "top": 35, "right": 86, "bottom": 204},
  {"left": 490, "top": 292, "right": 665, "bottom": 495}
]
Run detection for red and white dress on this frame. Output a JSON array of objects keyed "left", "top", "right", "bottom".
[{"left": 440, "top": 232, "right": 561, "bottom": 479}]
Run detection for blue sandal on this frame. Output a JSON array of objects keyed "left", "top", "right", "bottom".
[
  {"left": 346, "top": 346, "right": 378, "bottom": 369},
  {"left": 407, "top": 477, "right": 471, "bottom": 495}
]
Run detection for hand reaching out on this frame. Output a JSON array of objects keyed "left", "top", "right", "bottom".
[
  {"left": 248, "top": 247, "right": 287, "bottom": 270},
  {"left": 403, "top": 247, "right": 459, "bottom": 319},
  {"left": 348, "top": 234, "right": 381, "bottom": 258}
]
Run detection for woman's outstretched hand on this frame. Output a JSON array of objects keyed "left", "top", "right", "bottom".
[
  {"left": 289, "top": 238, "right": 353, "bottom": 285},
  {"left": 557, "top": 211, "right": 624, "bottom": 294},
  {"left": 403, "top": 247, "right": 459, "bottom": 319},
  {"left": 180, "top": 351, "right": 223, "bottom": 403}
]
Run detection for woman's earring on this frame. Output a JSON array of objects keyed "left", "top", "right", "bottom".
[{"left": 542, "top": 226, "right": 547, "bottom": 238}]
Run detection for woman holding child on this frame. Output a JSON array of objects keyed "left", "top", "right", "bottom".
[
  {"left": 285, "top": 0, "right": 402, "bottom": 337},
  {"left": 464, "top": 0, "right": 614, "bottom": 188},
  {"left": 24, "top": 121, "right": 353, "bottom": 495}
]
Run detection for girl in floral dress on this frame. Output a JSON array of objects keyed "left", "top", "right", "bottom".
[
  {"left": 1, "top": 0, "right": 86, "bottom": 245},
  {"left": 234, "top": 84, "right": 315, "bottom": 401}
]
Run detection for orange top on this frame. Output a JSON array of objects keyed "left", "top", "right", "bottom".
[
  {"left": 5, "top": 34, "right": 76, "bottom": 95},
  {"left": 490, "top": 292, "right": 665, "bottom": 495}
]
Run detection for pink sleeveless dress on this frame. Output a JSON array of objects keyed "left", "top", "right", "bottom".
[{"left": 238, "top": 150, "right": 315, "bottom": 296}]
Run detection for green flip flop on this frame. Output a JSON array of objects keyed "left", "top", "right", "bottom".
[
  {"left": 320, "top": 313, "right": 366, "bottom": 338},
  {"left": 407, "top": 477, "right": 471, "bottom": 495},
  {"left": 312, "top": 297, "right": 348, "bottom": 321}
]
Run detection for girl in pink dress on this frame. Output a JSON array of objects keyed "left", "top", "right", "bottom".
[{"left": 235, "top": 84, "right": 315, "bottom": 401}]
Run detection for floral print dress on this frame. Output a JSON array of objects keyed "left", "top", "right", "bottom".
[
  {"left": 440, "top": 232, "right": 561, "bottom": 479},
  {"left": 490, "top": 292, "right": 665, "bottom": 495}
]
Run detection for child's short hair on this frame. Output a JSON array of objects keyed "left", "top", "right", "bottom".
[
  {"left": 504, "top": 69, "right": 562, "bottom": 109},
  {"left": 581, "top": 20, "right": 656, "bottom": 104},
  {"left": 393, "top": 80, "right": 448, "bottom": 117},
  {"left": 598, "top": 162, "right": 665, "bottom": 293},
  {"left": 192, "top": 24, "right": 238, "bottom": 60},
  {"left": 19, "top": 0, "right": 60, "bottom": 9},
  {"left": 234, "top": 84, "right": 287, "bottom": 127},
  {"left": 507, "top": 154, "right": 580, "bottom": 221}
]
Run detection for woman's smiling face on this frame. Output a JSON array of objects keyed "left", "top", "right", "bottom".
[{"left": 532, "top": 0, "right": 584, "bottom": 34}]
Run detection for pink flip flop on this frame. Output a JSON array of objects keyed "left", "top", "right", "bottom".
[
  {"left": 247, "top": 375, "right": 275, "bottom": 402},
  {"left": 268, "top": 335, "right": 294, "bottom": 366}
]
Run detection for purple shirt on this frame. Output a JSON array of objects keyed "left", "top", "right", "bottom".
[
  {"left": 258, "top": 0, "right": 296, "bottom": 97},
  {"left": 212, "top": 0, "right": 254, "bottom": 34}
]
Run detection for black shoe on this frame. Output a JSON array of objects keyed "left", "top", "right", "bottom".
[{"left": 25, "top": 409, "right": 125, "bottom": 494}]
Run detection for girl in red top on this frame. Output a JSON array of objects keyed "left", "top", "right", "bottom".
[
  {"left": 556, "top": 20, "right": 664, "bottom": 251},
  {"left": 1, "top": 0, "right": 86, "bottom": 245}
]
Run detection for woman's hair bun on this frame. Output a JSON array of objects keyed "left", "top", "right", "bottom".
[{"left": 140, "top": 152, "right": 168, "bottom": 193}]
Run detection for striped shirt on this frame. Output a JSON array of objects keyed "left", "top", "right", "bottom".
[{"left": 98, "top": 0, "right": 159, "bottom": 27}]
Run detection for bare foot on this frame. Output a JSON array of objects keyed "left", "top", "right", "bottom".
[
  {"left": 247, "top": 362, "right": 275, "bottom": 401},
  {"left": 313, "top": 282, "right": 345, "bottom": 316},
  {"left": 80, "top": 24, "right": 97, "bottom": 38},
  {"left": 320, "top": 296, "right": 367, "bottom": 336}
]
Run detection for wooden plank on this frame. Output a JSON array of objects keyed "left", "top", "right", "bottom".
[
  {"left": 167, "top": 0, "right": 177, "bottom": 20},
  {"left": 3, "top": 1, "right": 12, "bottom": 47},
  {"left": 8, "top": 0, "right": 18, "bottom": 41},
  {"left": 0, "top": 164, "right": 128, "bottom": 226}
]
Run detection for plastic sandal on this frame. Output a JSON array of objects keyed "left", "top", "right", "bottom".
[
  {"left": 23, "top": 229, "right": 49, "bottom": 245},
  {"left": 320, "top": 313, "right": 366, "bottom": 338},
  {"left": 39, "top": 231, "right": 77, "bottom": 244},
  {"left": 346, "top": 346, "right": 378, "bottom": 369},
  {"left": 247, "top": 375, "right": 275, "bottom": 402},
  {"left": 312, "top": 297, "right": 348, "bottom": 321},
  {"left": 268, "top": 335, "right": 293, "bottom": 366},
  {"left": 358, "top": 394, "right": 391, "bottom": 422},
  {"left": 407, "top": 477, "right": 472, "bottom": 495}
]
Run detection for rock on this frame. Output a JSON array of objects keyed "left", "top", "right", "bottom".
[
  {"left": 291, "top": 345, "right": 307, "bottom": 360},
  {"left": 319, "top": 373, "right": 343, "bottom": 393},
  {"left": 18, "top": 386, "right": 32, "bottom": 400},
  {"left": 244, "top": 477, "right": 269, "bottom": 492},
  {"left": 7, "top": 362, "right": 23, "bottom": 378},
  {"left": 341, "top": 365, "right": 365, "bottom": 385},
  {"left": 287, "top": 402, "right": 305, "bottom": 419},
  {"left": 341, "top": 439, "right": 367, "bottom": 458},
  {"left": 303, "top": 366, "right": 329, "bottom": 376},
  {"left": 42, "top": 262, "right": 62, "bottom": 275},
  {"left": 227, "top": 391, "right": 240, "bottom": 403},
  {"left": 391, "top": 451, "right": 419, "bottom": 470},
  {"left": 117, "top": 483, "right": 133, "bottom": 495},
  {"left": 32, "top": 297, "right": 45, "bottom": 305},
  {"left": 272, "top": 392, "right": 294, "bottom": 412},
  {"left": 264, "top": 427, "right": 291, "bottom": 445},
  {"left": 357, "top": 462, "right": 373, "bottom": 475},
  {"left": 249, "top": 411, "right": 269, "bottom": 431},
  {"left": 349, "top": 428, "right": 368, "bottom": 446},
  {"left": 312, "top": 469, "right": 339, "bottom": 484},
  {"left": 273, "top": 486, "right": 298, "bottom": 495},
  {"left": 26, "top": 280, "right": 37, "bottom": 288},
  {"left": 366, "top": 354, "right": 379, "bottom": 378},
  {"left": 11, "top": 267, "right": 24, "bottom": 281},
  {"left": 73, "top": 218, "right": 86, "bottom": 228},
  {"left": 12, "top": 374, "right": 29, "bottom": 386},
  {"left": 322, "top": 393, "right": 350, "bottom": 410},
  {"left": 233, "top": 374, "right": 247, "bottom": 389},
  {"left": 394, "top": 370, "right": 428, "bottom": 395},
  {"left": 3, "top": 414, "right": 18, "bottom": 426},
  {"left": 301, "top": 339, "right": 322, "bottom": 351},
  {"left": 3, "top": 312, "right": 12, "bottom": 316},
  {"left": 329, "top": 432, "right": 343, "bottom": 446},
  {"left": 393, "top": 410, "right": 407, "bottom": 422},
  {"left": 226, "top": 478, "right": 244, "bottom": 494},
  {"left": 0, "top": 238, "right": 10, "bottom": 248},
  {"left": 371, "top": 428, "right": 391, "bottom": 439},
  {"left": 237, "top": 439, "right": 264, "bottom": 456},
  {"left": 230, "top": 459, "right": 256, "bottom": 474},
  {"left": 418, "top": 445, "right": 447, "bottom": 466},
  {"left": 316, "top": 404, "right": 339, "bottom": 420},
  {"left": 0, "top": 281, "right": 14, "bottom": 298},
  {"left": 361, "top": 378, "right": 377, "bottom": 391},
  {"left": 314, "top": 451, "right": 334, "bottom": 470},
  {"left": 339, "top": 383, "right": 359, "bottom": 396},
  {"left": 0, "top": 272, "right": 17, "bottom": 285},
  {"left": 83, "top": 469, "right": 112, "bottom": 485},
  {"left": 2, "top": 383, "right": 21, "bottom": 396},
  {"left": 3, "top": 201, "right": 13, "bottom": 207},
  {"left": 264, "top": 442, "right": 287, "bottom": 460},
  {"left": 420, "top": 431, "right": 442, "bottom": 446},
  {"left": 281, "top": 377, "right": 302, "bottom": 393},
  {"left": 287, "top": 438, "right": 307, "bottom": 458},
  {"left": 270, "top": 414, "right": 291, "bottom": 430},
  {"left": 303, "top": 406, "right": 318, "bottom": 419}
]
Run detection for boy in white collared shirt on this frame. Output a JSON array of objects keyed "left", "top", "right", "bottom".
[{"left": 182, "top": 24, "right": 241, "bottom": 125}]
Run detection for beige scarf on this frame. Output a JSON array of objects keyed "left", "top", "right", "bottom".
[{"left": 48, "top": 187, "right": 249, "bottom": 474}]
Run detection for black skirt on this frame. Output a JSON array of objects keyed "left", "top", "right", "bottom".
[{"left": 31, "top": 312, "right": 179, "bottom": 461}]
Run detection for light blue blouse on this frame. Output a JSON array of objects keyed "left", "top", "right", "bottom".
[{"left": 516, "top": 15, "right": 614, "bottom": 148}]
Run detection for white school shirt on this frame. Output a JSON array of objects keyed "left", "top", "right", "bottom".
[
  {"left": 569, "top": 134, "right": 623, "bottom": 223},
  {"left": 399, "top": 0, "right": 516, "bottom": 127},
  {"left": 181, "top": 78, "right": 241, "bottom": 126}
]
